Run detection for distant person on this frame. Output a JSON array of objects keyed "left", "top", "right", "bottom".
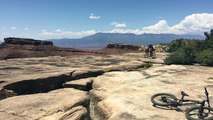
[
  {"left": 144, "top": 44, "right": 156, "bottom": 58},
  {"left": 148, "top": 44, "right": 155, "bottom": 54}
]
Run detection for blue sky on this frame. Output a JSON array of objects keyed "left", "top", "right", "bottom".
[{"left": 0, "top": 0, "right": 213, "bottom": 40}]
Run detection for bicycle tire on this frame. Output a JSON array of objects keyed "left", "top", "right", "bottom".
[
  {"left": 144, "top": 53, "right": 149, "bottom": 58},
  {"left": 151, "top": 93, "right": 177, "bottom": 107},
  {"left": 185, "top": 106, "right": 213, "bottom": 120},
  {"left": 152, "top": 52, "right": 156, "bottom": 58}
]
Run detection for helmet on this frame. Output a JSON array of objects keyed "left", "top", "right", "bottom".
[{"left": 148, "top": 44, "right": 153, "bottom": 48}]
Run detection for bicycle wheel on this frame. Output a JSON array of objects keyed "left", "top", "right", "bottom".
[
  {"left": 144, "top": 53, "right": 149, "bottom": 58},
  {"left": 151, "top": 93, "right": 177, "bottom": 107},
  {"left": 185, "top": 106, "right": 213, "bottom": 120},
  {"left": 151, "top": 52, "right": 156, "bottom": 58}
]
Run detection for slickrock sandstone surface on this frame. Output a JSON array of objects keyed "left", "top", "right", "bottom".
[
  {"left": 64, "top": 77, "right": 95, "bottom": 91},
  {"left": 0, "top": 53, "right": 160, "bottom": 120},
  {"left": 90, "top": 65, "right": 213, "bottom": 120},
  {"left": 0, "top": 88, "right": 89, "bottom": 120},
  {"left": 0, "top": 53, "right": 165, "bottom": 90},
  {"left": 1, "top": 52, "right": 212, "bottom": 120}
]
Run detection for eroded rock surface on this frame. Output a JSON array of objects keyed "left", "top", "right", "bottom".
[
  {"left": 1, "top": 51, "right": 213, "bottom": 120},
  {"left": 0, "top": 53, "right": 164, "bottom": 90},
  {"left": 3, "top": 37, "right": 53, "bottom": 46},
  {"left": 0, "top": 88, "right": 89, "bottom": 120},
  {"left": 90, "top": 65, "right": 213, "bottom": 120},
  {"left": 0, "top": 88, "right": 17, "bottom": 100},
  {"left": 64, "top": 77, "right": 95, "bottom": 91}
]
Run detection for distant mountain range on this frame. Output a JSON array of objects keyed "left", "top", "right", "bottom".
[{"left": 50, "top": 33, "right": 204, "bottom": 49}]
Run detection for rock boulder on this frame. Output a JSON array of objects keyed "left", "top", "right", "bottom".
[
  {"left": 106, "top": 43, "right": 140, "bottom": 50},
  {"left": 3, "top": 37, "right": 53, "bottom": 46},
  {"left": 0, "top": 88, "right": 89, "bottom": 120}
]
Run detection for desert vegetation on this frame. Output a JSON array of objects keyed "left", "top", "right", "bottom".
[{"left": 165, "top": 29, "right": 213, "bottom": 66}]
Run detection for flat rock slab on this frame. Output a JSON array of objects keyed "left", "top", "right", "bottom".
[
  {"left": 64, "top": 77, "right": 95, "bottom": 91},
  {"left": 90, "top": 65, "right": 213, "bottom": 120},
  {"left": 0, "top": 53, "right": 167, "bottom": 120},
  {"left": 0, "top": 88, "right": 89, "bottom": 120},
  {"left": 0, "top": 53, "right": 164, "bottom": 88}
]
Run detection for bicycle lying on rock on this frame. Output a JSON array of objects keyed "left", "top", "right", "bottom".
[{"left": 151, "top": 87, "right": 213, "bottom": 120}]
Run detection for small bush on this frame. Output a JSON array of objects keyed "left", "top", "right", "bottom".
[
  {"left": 165, "top": 29, "right": 213, "bottom": 66},
  {"left": 168, "top": 39, "right": 201, "bottom": 52},
  {"left": 144, "top": 62, "right": 153, "bottom": 68},
  {"left": 196, "top": 49, "right": 213, "bottom": 66},
  {"left": 164, "top": 49, "right": 191, "bottom": 65}
]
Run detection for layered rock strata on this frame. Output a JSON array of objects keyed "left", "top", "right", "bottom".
[{"left": 3, "top": 37, "right": 53, "bottom": 46}]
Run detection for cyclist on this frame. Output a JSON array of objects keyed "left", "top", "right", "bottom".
[
  {"left": 146, "top": 44, "right": 155, "bottom": 56},
  {"left": 148, "top": 44, "right": 155, "bottom": 54}
]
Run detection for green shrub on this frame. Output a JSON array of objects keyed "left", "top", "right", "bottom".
[
  {"left": 165, "top": 29, "right": 213, "bottom": 66},
  {"left": 164, "top": 48, "right": 192, "bottom": 65},
  {"left": 144, "top": 62, "right": 153, "bottom": 68},
  {"left": 196, "top": 49, "right": 213, "bottom": 66},
  {"left": 168, "top": 39, "right": 201, "bottom": 52}
]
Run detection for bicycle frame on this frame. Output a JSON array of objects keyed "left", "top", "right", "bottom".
[
  {"left": 197, "top": 87, "right": 211, "bottom": 118},
  {"left": 151, "top": 87, "right": 213, "bottom": 120},
  {"left": 159, "top": 93, "right": 199, "bottom": 109}
]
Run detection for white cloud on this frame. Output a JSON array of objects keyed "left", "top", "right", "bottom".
[
  {"left": 110, "top": 13, "right": 213, "bottom": 35},
  {"left": 108, "top": 20, "right": 172, "bottom": 34},
  {"left": 55, "top": 29, "right": 63, "bottom": 32},
  {"left": 89, "top": 14, "right": 101, "bottom": 20},
  {"left": 109, "top": 28, "right": 141, "bottom": 34},
  {"left": 24, "top": 28, "right": 29, "bottom": 30},
  {"left": 110, "top": 21, "right": 127, "bottom": 28},
  {"left": 10, "top": 27, "right": 17, "bottom": 30},
  {"left": 142, "top": 20, "right": 172, "bottom": 34},
  {"left": 40, "top": 30, "right": 96, "bottom": 39},
  {"left": 6, "top": 13, "right": 211, "bottom": 40},
  {"left": 172, "top": 13, "right": 213, "bottom": 34}
]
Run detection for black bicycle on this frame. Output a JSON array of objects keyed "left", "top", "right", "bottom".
[
  {"left": 151, "top": 87, "right": 213, "bottom": 120},
  {"left": 151, "top": 91, "right": 200, "bottom": 109},
  {"left": 185, "top": 88, "right": 213, "bottom": 120},
  {"left": 144, "top": 51, "right": 156, "bottom": 58}
]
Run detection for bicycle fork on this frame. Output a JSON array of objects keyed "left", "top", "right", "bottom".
[{"left": 198, "top": 100, "right": 208, "bottom": 119}]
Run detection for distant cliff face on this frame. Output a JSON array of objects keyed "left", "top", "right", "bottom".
[
  {"left": 106, "top": 43, "right": 169, "bottom": 52},
  {"left": 106, "top": 43, "right": 141, "bottom": 50},
  {"left": 0, "top": 37, "right": 105, "bottom": 60},
  {"left": 3, "top": 37, "right": 53, "bottom": 46}
]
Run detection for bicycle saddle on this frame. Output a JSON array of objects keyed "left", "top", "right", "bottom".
[{"left": 181, "top": 91, "right": 189, "bottom": 97}]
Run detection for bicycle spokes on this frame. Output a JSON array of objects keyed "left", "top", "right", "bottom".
[
  {"left": 187, "top": 107, "right": 213, "bottom": 119},
  {"left": 156, "top": 95, "right": 175, "bottom": 104}
]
